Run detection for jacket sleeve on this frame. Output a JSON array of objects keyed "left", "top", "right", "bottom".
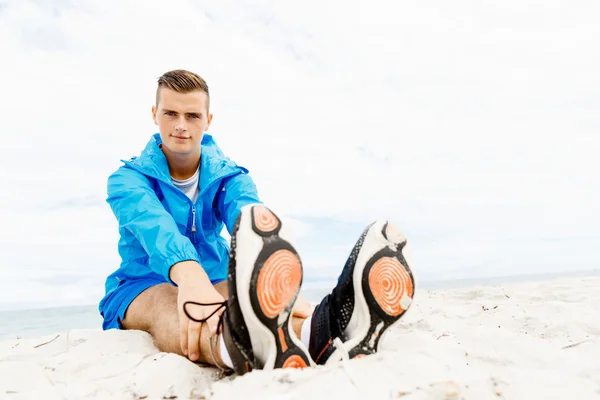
[
  {"left": 217, "top": 171, "right": 262, "bottom": 235},
  {"left": 106, "top": 166, "right": 200, "bottom": 284}
]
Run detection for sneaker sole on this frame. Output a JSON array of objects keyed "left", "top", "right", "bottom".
[
  {"left": 334, "top": 221, "right": 415, "bottom": 360},
  {"left": 232, "top": 204, "right": 313, "bottom": 370}
]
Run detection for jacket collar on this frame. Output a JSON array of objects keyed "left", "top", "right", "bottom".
[{"left": 127, "top": 133, "right": 239, "bottom": 187}]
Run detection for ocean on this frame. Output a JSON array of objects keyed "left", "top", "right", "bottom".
[{"left": 1, "top": 270, "right": 598, "bottom": 341}]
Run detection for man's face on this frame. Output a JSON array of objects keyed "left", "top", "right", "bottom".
[{"left": 152, "top": 87, "right": 212, "bottom": 156}]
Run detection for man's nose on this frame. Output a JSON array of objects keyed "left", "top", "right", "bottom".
[{"left": 175, "top": 116, "right": 188, "bottom": 131}]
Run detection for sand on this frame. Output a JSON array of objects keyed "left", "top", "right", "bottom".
[{"left": 2, "top": 276, "right": 599, "bottom": 399}]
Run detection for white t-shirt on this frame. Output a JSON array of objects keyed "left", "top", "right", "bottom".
[{"left": 172, "top": 168, "right": 200, "bottom": 203}]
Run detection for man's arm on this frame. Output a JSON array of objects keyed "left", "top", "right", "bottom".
[
  {"left": 217, "top": 172, "right": 262, "bottom": 234},
  {"left": 106, "top": 166, "right": 200, "bottom": 284}
]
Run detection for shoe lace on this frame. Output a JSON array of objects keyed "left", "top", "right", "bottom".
[
  {"left": 182, "top": 300, "right": 229, "bottom": 372},
  {"left": 333, "top": 337, "right": 350, "bottom": 362},
  {"left": 333, "top": 337, "right": 361, "bottom": 391}
]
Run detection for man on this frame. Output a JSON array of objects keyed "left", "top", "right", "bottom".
[{"left": 99, "top": 69, "right": 415, "bottom": 375}]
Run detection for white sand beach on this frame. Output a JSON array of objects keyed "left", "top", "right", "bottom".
[{"left": 2, "top": 276, "right": 599, "bottom": 399}]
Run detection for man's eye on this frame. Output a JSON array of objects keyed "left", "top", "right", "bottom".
[
  {"left": 189, "top": 114, "right": 200, "bottom": 119},
  {"left": 165, "top": 111, "right": 176, "bottom": 116}
]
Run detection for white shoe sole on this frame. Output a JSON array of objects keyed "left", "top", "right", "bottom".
[
  {"left": 232, "top": 204, "right": 314, "bottom": 370},
  {"left": 328, "top": 220, "right": 415, "bottom": 362}
]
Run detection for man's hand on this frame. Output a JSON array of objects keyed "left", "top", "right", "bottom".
[
  {"left": 292, "top": 294, "right": 312, "bottom": 319},
  {"left": 170, "top": 261, "right": 225, "bottom": 362}
]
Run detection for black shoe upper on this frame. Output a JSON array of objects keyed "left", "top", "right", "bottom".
[{"left": 308, "top": 224, "right": 372, "bottom": 364}]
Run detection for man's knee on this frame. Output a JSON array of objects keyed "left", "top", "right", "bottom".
[{"left": 121, "top": 283, "right": 178, "bottom": 332}]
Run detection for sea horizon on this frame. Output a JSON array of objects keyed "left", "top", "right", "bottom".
[{"left": 1, "top": 268, "right": 598, "bottom": 341}]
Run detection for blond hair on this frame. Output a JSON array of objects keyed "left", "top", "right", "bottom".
[{"left": 156, "top": 69, "right": 210, "bottom": 110}]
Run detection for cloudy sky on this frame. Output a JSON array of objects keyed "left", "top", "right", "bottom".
[{"left": 0, "top": 0, "right": 598, "bottom": 311}]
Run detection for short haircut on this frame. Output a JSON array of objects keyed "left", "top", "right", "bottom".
[{"left": 156, "top": 69, "right": 210, "bottom": 111}]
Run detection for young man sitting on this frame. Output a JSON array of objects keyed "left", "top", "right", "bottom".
[{"left": 99, "top": 69, "right": 415, "bottom": 374}]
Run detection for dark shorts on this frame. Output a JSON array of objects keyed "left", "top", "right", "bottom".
[{"left": 100, "top": 277, "right": 226, "bottom": 330}]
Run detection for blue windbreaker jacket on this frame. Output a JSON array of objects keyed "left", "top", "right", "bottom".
[{"left": 99, "top": 133, "right": 261, "bottom": 312}]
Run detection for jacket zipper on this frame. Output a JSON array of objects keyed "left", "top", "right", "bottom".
[
  {"left": 191, "top": 206, "right": 197, "bottom": 233},
  {"left": 123, "top": 161, "right": 239, "bottom": 236}
]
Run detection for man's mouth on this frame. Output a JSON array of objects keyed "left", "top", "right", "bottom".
[{"left": 171, "top": 134, "right": 190, "bottom": 139}]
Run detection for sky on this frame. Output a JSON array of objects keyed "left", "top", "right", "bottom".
[{"left": 0, "top": 0, "right": 598, "bottom": 311}]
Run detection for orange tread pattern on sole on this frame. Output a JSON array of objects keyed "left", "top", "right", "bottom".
[
  {"left": 368, "top": 257, "right": 413, "bottom": 316},
  {"left": 253, "top": 206, "right": 279, "bottom": 233},
  {"left": 282, "top": 355, "right": 308, "bottom": 368},
  {"left": 278, "top": 327, "right": 288, "bottom": 352},
  {"left": 256, "top": 250, "right": 302, "bottom": 318}
]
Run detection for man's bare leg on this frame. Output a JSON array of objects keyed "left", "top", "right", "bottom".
[{"left": 121, "top": 281, "right": 307, "bottom": 366}]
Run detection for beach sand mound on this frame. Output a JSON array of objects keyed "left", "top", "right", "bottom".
[{"left": 2, "top": 277, "right": 599, "bottom": 399}]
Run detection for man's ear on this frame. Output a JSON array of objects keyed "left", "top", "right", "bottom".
[
  {"left": 152, "top": 105, "right": 158, "bottom": 125},
  {"left": 206, "top": 113, "right": 213, "bottom": 130}
]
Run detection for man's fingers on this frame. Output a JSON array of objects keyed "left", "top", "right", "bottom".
[
  {"left": 187, "top": 321, "right": 202, "bottom": 361},
  {"left": 210, "top": 305, "right": 226, "bottom": 335},
  {"left": 179, "top": 319, "right": 189, "bottom": 356},
  {"left": 207, "top": 313, "right": 221, "bottom": 335}
]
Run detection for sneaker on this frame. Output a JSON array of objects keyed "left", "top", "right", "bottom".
[
  {"left": 221, "top": 204, "right": 314, "bottom": 374},
  {"left": 308, "top": 220, "right": 415, "bottom": 364}
]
